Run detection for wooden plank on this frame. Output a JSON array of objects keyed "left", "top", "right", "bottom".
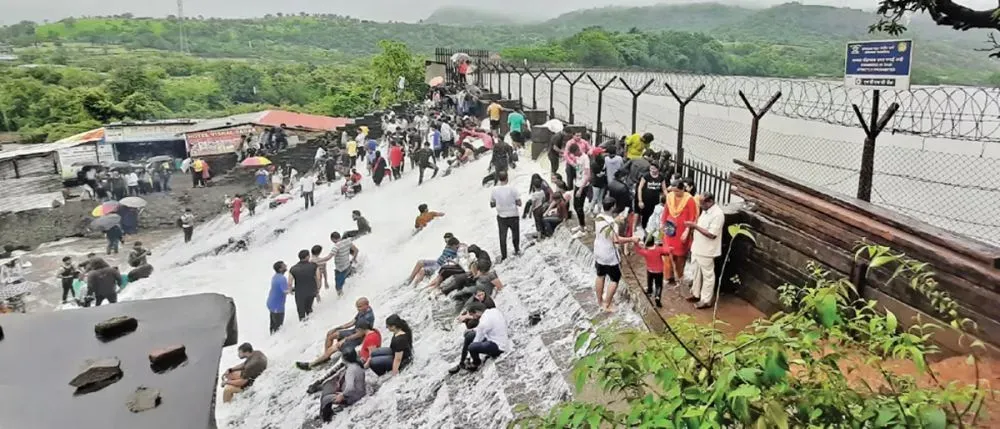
[
  {"left": 743, "top": 211, "right": 856, "bottom": 275},
  {"left": 862, "top": 287, "right": 1000, "bottom": 358},
  {"left": 734, "top": 160, "right": 1000, "bottom": 269},
  {"left": 734, "top": 171, "right": 1000, "bottom": 294}
]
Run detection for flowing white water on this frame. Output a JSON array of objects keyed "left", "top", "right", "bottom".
[{"left": 106, "top": 155, "right": 642, "bottom": 428}]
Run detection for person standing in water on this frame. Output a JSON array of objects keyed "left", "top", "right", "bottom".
[
  {"left": 316, "top": 232, "right": 359, "bottom": 297},
  {"left": 288, "top": 249, "right": 320, "bottom": 321},
  {"left": 267, "top": 261, "right": 290, "bottom": 334},
  {"left": 231, "top": 194, "right": 243, "bottom": 224},
  {"left": 179, "top": 209, "right": 195, "bottom": 243},
  {"left": 57, "top": 256, "right": 79, "bottom": 303},
  {"left": 490, "top": 171, "right": 521, "bottom": 261},
  {"left": 300, "top": 174, "right": 317, "bottom": 210},
  {"left": 593, "top": 197, "right": 642, "bottom": 312}
]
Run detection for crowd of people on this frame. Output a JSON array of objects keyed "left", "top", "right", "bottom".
[
  {"left": 80, "top": 74, "right": 727, "bottom": 425},
  {"left": 210, "top": 82, "right": 531, "bottom": 424},
  {"left": 538, "top": 127, "right": 726, "bottom": 311},
  {"left": 55, "top": 241, "right": 154, "bottom": 307}
]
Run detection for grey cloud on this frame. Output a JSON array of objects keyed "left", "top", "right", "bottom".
[{"left": 3, "top": 0, "right": 999, "bottom": 25}]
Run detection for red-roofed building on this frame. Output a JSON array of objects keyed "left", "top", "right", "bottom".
[{"left": 181, "top": 110, "right": 352, "bottom": 157}]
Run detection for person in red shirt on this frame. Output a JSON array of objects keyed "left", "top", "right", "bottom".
[
  {"left": 231, "top": 194, "right": 243, "bottom": 225},
  {"left": 388, "top": 142, "right": 404, "bottom": 180},
  {"left": 356, "top": 320, "right": 382, "bottom": 363},
  {"left": 634, "top": 239, "right": 673, "bottom": 308}
]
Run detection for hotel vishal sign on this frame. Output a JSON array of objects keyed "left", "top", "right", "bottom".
[
  {"left": 844, "top": 39, "right": 913, "bottom": 90},
  {"left": 185, "top": 126, "right": 253, "bottom": 156}
]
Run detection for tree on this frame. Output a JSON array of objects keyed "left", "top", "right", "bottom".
[
  {"left": 369, "top": 40, "right": 423, "bottom": 105},
  {"left": 105, "top": 64, "right": 162, "bottom": 103},
  {"left": 517, "top": 231, "right": 989, "bottom": 428},
  {"left": 214, "top": 63, "right": 263, "bottom": 104},
  {"left": 80, "top": 88, "right": 119, "bottom": 123},
  {"left": 118, "top": 92, "right": 168, "bottom": 120},
  {"left": 872, "top": 0, "right": 1000, "bottom": 57}
]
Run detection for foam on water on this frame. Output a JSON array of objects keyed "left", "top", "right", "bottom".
[{"left": 103, "top": 156, "right": 642, "bottom": 428}]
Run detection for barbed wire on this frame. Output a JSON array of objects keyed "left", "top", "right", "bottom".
[
  {"left": 506, "top": 73, "right": 1000, "bottom": 245},
  {"left": 489, "top": 67, "right": 1000, "bottom": 143}
]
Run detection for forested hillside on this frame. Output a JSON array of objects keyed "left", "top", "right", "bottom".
[{"left": 2, "top": 2, "right": 998, "bottom": 143}]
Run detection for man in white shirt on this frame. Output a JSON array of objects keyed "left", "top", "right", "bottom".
[
  {"left": 685, "top": 193, "right": 725, "bottom": 309},
  {"left": 449, "top": 302, "right": 509, "bottom": 373},
  {"left": 439, "top": 120, "right": 455, "bottom": 157},
  {"left": 593, "top": 196, "right": 642, "bottom": 312},
  {"left": 299, "top": 175, "right": 317, "bottom": 210},
  {"left": 489, "top": 171, "right": 522, "bottom": 262},
  {"left": 125, "top": 171, "right": 140, "bottom": 196}
]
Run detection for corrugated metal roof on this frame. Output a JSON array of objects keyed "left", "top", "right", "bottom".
[
  {"left": 0, "top": 192, "right": 64, "bottom": 214},
  {"left": 0, "top": 140, "right": 92, "bottom": 162},
  {"left": 180, "top": 110, "right": 352, "bottom": 134}
]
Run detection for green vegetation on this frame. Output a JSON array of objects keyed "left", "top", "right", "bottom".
[
  {"left": 2, "top": 2, "right": 998, "bottom": 142},
  {"left": 517, "top": 231, "right": 991, "bottom": 428},
  {"left": 0, "top": 41, "right": 424, "bottom": 142},
  {"left": 500, "top": 3, "right": 1000, "bottom": 84}
]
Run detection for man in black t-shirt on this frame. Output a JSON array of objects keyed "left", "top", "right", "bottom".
[{"left": 289, "top": 249, "right": 320, "bottom": 321}]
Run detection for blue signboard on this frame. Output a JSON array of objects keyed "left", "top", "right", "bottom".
[{"left": 844, "top": 39, "right": 913, "bottom": 90}]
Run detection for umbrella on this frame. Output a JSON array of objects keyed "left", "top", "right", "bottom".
[
  {"left": 241, "top": 156, "right": 272, "bottom": 167},
  {"left": 90, "top": 214, "right": 121, "bottom": 231},
  {"left": 91, "top": 201, "right": 120, "bottom": 217},
  {"left": 451, "top": 52, "right": 470, "bottom": 63},
  {"left": 147, "top": 155, "right": 173, "bottom": 163},
  {"left": 429, "top": 76, "right": 445, "bottom": 87},
  {"left": 107, "top": 161, "right": 131, "bottom": 171},
  {"left": 119, "top": 196, "right": 147, "bottom": 208},
  {"left": 543, "top": 119, "right": 565, "bottom": 134}
]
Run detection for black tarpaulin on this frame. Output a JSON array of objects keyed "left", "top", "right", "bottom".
[{"left": 0, "top": 293, "right": 237, "bottom": 429}]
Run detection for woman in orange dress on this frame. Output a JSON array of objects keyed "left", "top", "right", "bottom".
[{"left": 660, "top": 180, "right": 700, "bottom": 285}]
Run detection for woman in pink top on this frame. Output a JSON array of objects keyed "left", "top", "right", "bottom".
[{"left": 477, "top": 131, "right": 494, "bottom": 150}]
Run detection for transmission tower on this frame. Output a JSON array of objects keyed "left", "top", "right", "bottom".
[{"left": 176, "top": 0, "right": 188, "bottom": 53}]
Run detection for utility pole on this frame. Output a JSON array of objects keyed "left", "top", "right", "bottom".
[{"left": 176, "top": 0, "right": 188, "bottom": 54}]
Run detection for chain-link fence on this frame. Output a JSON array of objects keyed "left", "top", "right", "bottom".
[{"left": 478, "top": 65, "right": 1000, "bottom": 246}]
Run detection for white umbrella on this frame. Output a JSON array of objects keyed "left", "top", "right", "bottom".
[
  {"left": 451, "top": 52, "right": 470, "bottom": 63},
  {"left": 119, "top": 196, "right": 147, "bottom": 208},
  {"left": 543, "top": 119, "right": 564, "bottom": 134}
]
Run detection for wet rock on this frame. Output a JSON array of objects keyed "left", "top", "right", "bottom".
[
  {"left": 95, "top": 316, "right": 138, "bottom": 342},
  {"left": 126, "top": 386, "right": 161, "bottom": 413},
  {"left": 149, "top": 345, "right": 187, "bottom": 373},
  {"left": 69, "top": 358, "right": 123, "bottom": 395}
]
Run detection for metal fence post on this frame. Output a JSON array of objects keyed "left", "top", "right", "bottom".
[
  {"left": 737, "top": 91, "right": 782, "bottom": 162},
  {"left": 618, "top": 78, "right": 655, "bottom": 134},
  {"left": 559, "top": 71, "right": 586, "bottom": 124},
  {"left": 587, "top": 75, "right": 617, "bottom": 139},
  {"left": 504, "top": 65, "right": 512, "bottom": 100},
  {"left": 852, "top": 90, "right": 900, "bottom": 202},
  {"left": 516, "top": 67, "right": 526, "bottom": 107},
  {"left": 529, "top": 68, "right": 542, "bottom": 110},
  {"left": 664, "top": 83, "right": 705, "bottom": 168},
  {"left": 541, "top": 70, "right": 558, "bottom": 119}
]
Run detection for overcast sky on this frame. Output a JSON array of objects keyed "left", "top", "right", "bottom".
[{"left": 3, "top": 0, "right": 999, "bottom": 25}]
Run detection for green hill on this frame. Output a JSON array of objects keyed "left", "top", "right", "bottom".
[
  {"left": 422, "top": 7, "right": 534, "bottom": 26},
  {"left": 538, "top": 3, "right": 749, "bottom": 35},
  {"left": 1, "top": 3, "right": 997, "bottom": 84}
]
